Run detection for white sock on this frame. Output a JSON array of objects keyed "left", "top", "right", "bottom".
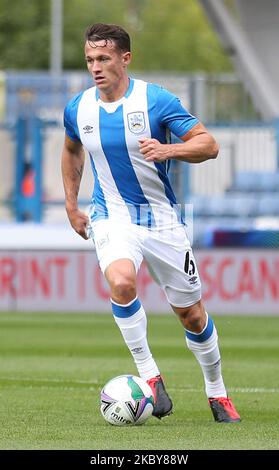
[
  {"left": 185, "top": 313, "right": 227, "bottom": 398},
  {"left": 111, "top": 297, "right": 160, "bottom": 380}
]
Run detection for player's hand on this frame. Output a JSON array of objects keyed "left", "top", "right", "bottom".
[
  {"left": 66, "top": 208, "right": 89, "bottom": 240},
  {"left": 138, "top": 138, "right": 170, "bottom": 162}
]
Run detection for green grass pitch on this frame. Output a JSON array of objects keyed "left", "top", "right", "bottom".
[{"left": 0, "top": 312, "right": 279, "bottom": 450}]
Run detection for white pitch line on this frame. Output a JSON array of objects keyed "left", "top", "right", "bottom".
[
  {"left": 0, "top": 377, "right": 279, "bottom": 393},
  {"left": 229, "top": 387, "right": 279, "bottom": 394},
  {"left": 0, "top": 376, "right": 99, "bottom": 385},
  {"left": 169, "top": 387, "right": 279, "bottom": 394}
]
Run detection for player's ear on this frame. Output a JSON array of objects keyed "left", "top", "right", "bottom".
[{"left": 122, "top": 51, "right": 132, "bottom": 67}]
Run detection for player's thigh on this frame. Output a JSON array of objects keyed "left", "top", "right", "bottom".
[
  {"left": 91, "top": 219, "right": 143, "bottom": 274},
  {"left": 143, "top": 226, "right": 201, "bottom": 308}
]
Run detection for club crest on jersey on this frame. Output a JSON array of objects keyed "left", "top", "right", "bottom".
[{"left": 127, "top": 112, "right": 146, "bottom": 134}]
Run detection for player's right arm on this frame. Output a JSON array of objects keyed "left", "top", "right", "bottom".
[{"left": 61, "top": 134, "right": 89, "bottom": 240}]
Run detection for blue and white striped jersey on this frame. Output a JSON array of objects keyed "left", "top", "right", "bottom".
[{"left": 64, "top": 78, "right": 198, "bottom": 229}]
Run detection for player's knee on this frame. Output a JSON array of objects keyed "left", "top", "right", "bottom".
[
  {"left": 110, "top": 276, "right": 137, "bottom": 304},
  {"left": 174, "top": 300, "right": 206, "bottom": 332},
  {"left": 185, "top": 310, "right": 204, "bottom": 332}
]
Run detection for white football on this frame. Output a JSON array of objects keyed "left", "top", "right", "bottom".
[{"left": 100, "top": 374, "right": 154, "bottom": 426}]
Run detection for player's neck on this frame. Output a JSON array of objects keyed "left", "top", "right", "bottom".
[{"left": 99, "top": 76, "right": 130, "bottom": 103}]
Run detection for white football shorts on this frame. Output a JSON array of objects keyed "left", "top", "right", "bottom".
[{"left": 90, "top": 219, "right": 201, "bottom": 308}]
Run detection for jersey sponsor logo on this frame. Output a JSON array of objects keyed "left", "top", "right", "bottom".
[
  {"left": 127, "top": 111, "right": 146, "bottom": 134},
  {"left": 83, "top": 125, "right": 94, "bottom": 134},
  {"left": 96, "top": 234, "right": 109, "bottom": 250}
]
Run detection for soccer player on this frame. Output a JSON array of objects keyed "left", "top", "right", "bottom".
[{"left": 61, "top": 23, "right": 240, "bottom": 423}]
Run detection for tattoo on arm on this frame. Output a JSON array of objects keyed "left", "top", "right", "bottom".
[{"left": 75, "top": 163, "right": 83, "bottom": 179}]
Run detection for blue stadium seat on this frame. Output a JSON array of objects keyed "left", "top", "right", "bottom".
[
  {"left": 188, "top": 195, "right": 208, "bottom": 216},
  {"left": 202, "top": 197, "right": 228, "bottom": 217},
  {"left": 256, "top": 195, "right": 279, "bottom": 216},
  {"left": 192, "top": 195, "right": 258, "bottom": 217},
  {"left": 231, "top": 172, "right": 260, "bottom": 191},
  {"left": 230, "top": 172, "right": 279, "bottom": 192},
  {"left": 258, "top": 173, "right": 279, "bottom": 191},
  {"left": 224, "top": 194, "right": 258, "bottom": 217},
  {"left": 189, "top": 180, "right": 278, "bottom": 246},
  {"left": 189, "top": 192, "right": 258, "bottom": 217}
]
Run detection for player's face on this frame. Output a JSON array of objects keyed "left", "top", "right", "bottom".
[{"left": 85, "top": 40, "right": 131, "bottom": 99}]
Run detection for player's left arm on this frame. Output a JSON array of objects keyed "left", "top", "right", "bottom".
[{"left": 139, "top": 122, "right": 219, "bottom": 163}]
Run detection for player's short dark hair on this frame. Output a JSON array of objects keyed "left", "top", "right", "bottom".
[{"left": 85, "top": 23, "right": 131, "bottom": 52}]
